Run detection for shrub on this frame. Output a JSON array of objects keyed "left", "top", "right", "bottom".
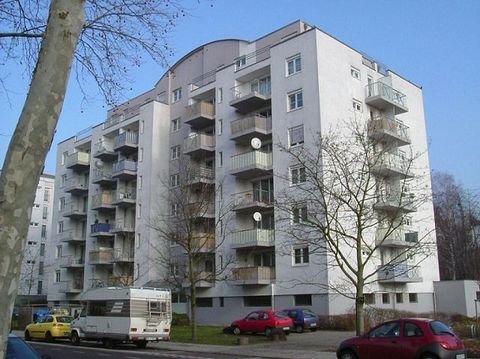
[{"left": 172, "top": 312, "right": 190, "bottom": 326}]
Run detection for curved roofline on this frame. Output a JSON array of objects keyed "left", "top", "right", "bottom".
[{"left": 154, "top": 38, "right": 248, "bottom": 87}]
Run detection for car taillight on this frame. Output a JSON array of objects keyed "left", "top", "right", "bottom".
[{"left": 131, "top": 328, "right": 137, "bottom": 332}]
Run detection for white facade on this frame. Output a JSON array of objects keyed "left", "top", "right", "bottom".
[
  {"left": 47, "top": 21, "right": 439, "bottom": 322},
  {"left": 18, "top": 174, "right": 55, "bottom": 297}
]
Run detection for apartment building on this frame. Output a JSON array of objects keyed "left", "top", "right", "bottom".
[
  {"left": 17, "top": 173, "right": 55, "bottom": 300},
  {"left": 47, "top": 20, "right": 439, "bottom": 322}
]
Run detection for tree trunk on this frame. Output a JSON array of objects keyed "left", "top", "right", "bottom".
[
  {"left": 189, "top": 254, "right": 197, "bottom": 340},
  {"left": 355, "top": 291, "right": 365, "bottom": 336},
  {"left": 0, "top": 1, "right": 85, "bottom": 357}
]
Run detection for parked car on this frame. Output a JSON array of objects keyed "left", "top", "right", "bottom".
[
  {"left": 279, "top": 308, "right": 320, "bottom": 333},
  {"left": 24, "top": 314, "right": 73, "bottom": 341},
  {"left": 231, "top": 310, "right": 293, "bottom": 336},
  {"left": 336, "top": 318, "right": 465, "bottom": 359},
  {"left": 7, "top": 334, "right": 51, "bottom": 359}
]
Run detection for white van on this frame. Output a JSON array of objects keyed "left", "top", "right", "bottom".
[{"left": 70, "top": 287, "right": 171, "bottom": 348}]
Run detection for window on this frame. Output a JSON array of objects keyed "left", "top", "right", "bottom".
[
  {"left": 62, "top": 151, "right": 68, "bottom": 165},
  {"left": 382, "top": 293, "right": 390, "bottom": 304},
  {"left": 217, "top": 119, "right": 223, "bottom": 135},
  {"left": 408, "top": 293, "right": 418, "bottom": 303},
  {"left": 172, "top": 88, "right": 182, "bottom": 103},
  {"left": 350, "top": 66, "right": 360, "bottom": 80},
  {"left": 369, "top": 321, "right": 400, "bottom": 338},
  {"left": 353, "top": 99, "right": 362, "bottom": 112},
  {"left": 244, "top": 296, "right": 271, "bottom": 307},
  {"left": 170, "top": 174, "right": 180, "bottom": 188},
  {"left": 290, "top": 166, "right": 306, "bottom": 185},
  {"left": 59, "top": 197, "right": 65, "bottom": 211},
  {"left": 294, "top": 294, "right": 312, "bottom": 306},
  {"left": 44, "top": 188, "right": 50, "bottom": 202},
  {"left": 171, "top": 118, "right": 181, "bottom": 132},
  {"left": 235, "top": 56, "right": 246, "bottom": 70},
  {"left": 138, "top": 175, "right": 143, "bottom": 189},
  {"left": 61, "top": 174, "right": 67, "bottom": 186},
  {"left": 38, "top": 262, "right": 44, "bottom": 275},
  {"left": 396, "top": 293, "right": 404, "bottom": 303},
  {"left": 42, "top": 207, "right": 48, "bottom": 220},
  {"left": 288, "top": 90, "right": 303, "bottom": 111},
  {"left": 364, "top": 293, "right": 375, "bottom": 304},
  {"left": 41, "top": 225, "right": 47, "bottom": 239},
  {"left": 218, "top": 297, "right": 224, "bottom": 307},
  {"left": 405, "top": 322, "right": 423, "bottom": 337},
  {"left": 140, "top": 119, "right": 145, "bottom": 133},
  {"left": 170, "top": 263, "right": 179, "bottom": 276},
  {"left": 287, "top": 54, "right": 302, "bottom": 75},
  {"left": 170, "top": 203, "right": 179, "bottom": 216},
  {"left": 139, "top": 147, "right": 143, "bottom": 161},
  {"left": 55, "top": 270, "right": 61, "bottom": 283},
  {"left": 196, "top": 297, "right": 213, "bottom": 307},
  {"left": 217, "top": 88, "right": 223, "bottom": 103},
  {"left": 218, "top": 151, "right": 223, "bottom": 167},
  {"left": 292, "top": 205, "right": 308, "bottom": 224},
  {"left": 288, "top": 125, "right": 304, "bottom": 147},
  {"left": 137, "top": 203, "right": 142, "bottom": 218},
  {"left": 37, "top": 281, "right": 43, "bottom": 295},
  {"left": 40, "top": 244, "right": 45, "bottom": 257},
  {"left": 170, "top": 145, "right": 180, "bottom": 160},
  {"left": 56, "top": 245, "right": 62, "bottom": 259},
  {"left": 57, "top": 221, "right": 64, "bottom": 233},
  {"left": 293, "top": 246, "right": 309, "bottom": 265},
  {"left": 136, "top": 233, "right": 141, "bottom": 249}
]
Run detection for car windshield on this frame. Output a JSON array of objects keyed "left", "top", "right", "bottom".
[
  {"left": 430, "top": 320, "right": 455, "bottom": 336},
  {"left": 56, "top": 316, "right": 73, "bottom": 323},
  {"left": 303, "top": 309, "right": 317, "bottom": 318}
]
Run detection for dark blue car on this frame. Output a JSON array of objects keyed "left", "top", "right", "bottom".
[{"left": 279, "top": 308, "right": 320, "bottom": 333}]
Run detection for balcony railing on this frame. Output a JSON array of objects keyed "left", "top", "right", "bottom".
[
  {"left": 64, "top": 177, "right": 88, "bottom": 194},
  {"left": 365, "top": 81, "right": 408, "bottom": 114},
  {"left": 114, "top": 131, "right": 138, "bottom": 152},
  {"left": 231, "top": 151, "right": 272, "bottom": 178},
  {"left": 372, "top": 152, "right": 413, "bottom": 178},
  {"left": 93, "top": 142, "right": 116, "bottom": 161},
  {"left": 183, "top": 134, "right": 215, "bottom": 155},
  {"left": 375, "top": 191, "right": 416, "bottom": 213},
  {"left": 62, "top": 202, "right": 87, "bottom": 218},
  {"left": 375, "top": 227, "right": 418, "bottom": 247},
  {"left": 58, "top": 230, "right": 85, "bottom": 243},
  {"left": 112, "top": 160, "right": 138, "bottom": 179},
  {"left": 66, "top": 151, "right": 90, "bottom": 170},
  {"left": 92, "top": 191, "right": 115, "bottom": 210},
  {"left": 230, "top": 78, "right": 272, "bottom": 113},
  {"left": 190, "top": 233, "right": 215, "bottom": 252},
  {"left": 113, "top": 248, "right": 134, "bottom": 262},
  {"left": 112, "top": 219, "right": 135, "bottom": 233},
  {"left": 230, "top": 114, "right": 272, "bottom": 141},
  {"left": 59, "top": 255, "right": 85, "bottom": 268},
  {"left": 112, "top": 190, "right": 136, "bottom": 207},
  {"left": 231, "top": 229, "right": 275, "bottom": 249},
  {"left": 233, "top": 45, "right": 271, "bottom": 72},
  {"left": 368, "top": 116, "right": 410, "bottom": 146},
  {"left": 232, "top": 266, "right": 275, "bottom": 285},
  {"left": 92, "top": 169, "right": 115, "bottom": 185},
  {"left": 186, "top": 166, "right": 215, "bottom": 185},
  {"left": 232, "top": 189, "right": 274, "bottom": 212},
  {"left": 89, "top": 248, "right": 114, "bottom": 264},
  {"left": 185, "top": 101, "right": 215, "bottom": 128},
  {"left": 59, "top": 280, "right": 83, "bottom": 293},
  {"left": 377, "top": 264, "right": 422, "bottom": 283},
  {"left": 90, "top": 222, "right": 115, "bottom": 236}
]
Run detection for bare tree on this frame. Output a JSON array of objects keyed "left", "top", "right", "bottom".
[
  {"left": 275, "top": 119, "right": 435, "bottom": 335},
  {"left": 0, "top": 1, "right": 187, "bottom": 356},
  {"left": 432, "top": 172, "right": 480, "bottom": 280},
  {"left": 149, "top": 160, "right": 233, "bottom": 340}
]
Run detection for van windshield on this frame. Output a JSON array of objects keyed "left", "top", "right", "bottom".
[{"left": 57, "top": 316, "right": 74, "bottom": 323}]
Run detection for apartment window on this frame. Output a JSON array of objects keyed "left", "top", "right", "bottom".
[
  {"left": 290, "top": 166, "right": 306, "bottom": 185},
  {"left": 353, "top": 99, "right": 362, "bottom": 112},
  {"left": 61, "top": 174, "right": 67, "bottom": 187},
  {"left": 288, "top": 90, "right": 303, "bottom": 111},
  {"left": 364, "top": 293, "right": 375, "bottom": 304},
  {"left": 172, "top": 88, "right": 182, "bottom": 103},
  {"left": 244, "top": 296, "right": 271, "bottom": 307},
  {"left": 293, "top": 246, "right": 309, "bottom": 265},
  {"left": 409, "top": 293, "right": 418, "bottom": 303},
  {"left": 292, "top": 205, "right": 308, "bottom": 224},
  {"left": 218, "top": 151, "right": 223, "bottom": 167},
  {"left": 140, "top": 119, "right": 145, "bottom": 133},
  {"left": 137, "top": 203, "right": 142, "bottom": 218},
  {"left": 382, "top": 293, "right": 390, "bottom": 304},
  {"left": 235, "top": 56, "right": 246, "bottom": 70},
  {"left": 44, "top": 188, "right": 50, "bottom": 202},
  {"left": 41, "top": 225, "right": 47, "bottom": 239},
  {"left": 42, "top": 207, "right": 48, "bottom": 220},
  {"left": 38, "top": 262, "right": 44, "bottom": 275},
  {"left": 171, "top": 118, "right": 181, "bottom": 132},
  {"left": 196, "top": 297, "right": 213, "bottom": 307},
  {"left": 170, "top": 174, "right": 180, "bottom": 188},
  {"left": 55, "top": 245, "right": 62, "bottom": 259},
  {"left": 170, "top": 203, "right": 179, "bottom": 216},
  {"left": 217, "top": 88, "right": 223, "bottom": 103},
  {"left": 287, "top": 54, "right": 302, "bottom": 76},
  {"left": 294, "top": 294, "right": 312, "bottom": 306},
  {"left": 59, "top": 197, "right": 65, "bottom": 211},
  {"left": 217, "top": 119, "right": 223, "bottom": 135},
  {"left": 55, "top": 270, "right": 61, "bottom": 283},
  {"left": 402, "top": 216, "right": 412, "bottom": 226},
  {"left": 138, "top": 175, "right": 143, "bottom": 189},
  {"left": 170, "top": 263, "right": 179, "bottom": 276},
  {"left": 37, "top": 281, "right": 43, "bottom": 295},
  {"left": 288, "top": 125, "right": 304, "bottom": 147},
  {"left": 40, "top": 243, "right": 45, "bottom": 257},
  {"left": 218, "top": 297, "right": 224, "bottom": 307},
  {"left": 62, "top": 151, "right": 68, "bottom": 165},
  {"left": 170, "top": 145, "right": 181, "bottom": 160},
  {"left": 139, "top": 147, "right": 144, "bottom": 161},
  {"left": 396, "top": 293, "right": 404, "bottom": 303},
  {"left": 57, "top": 221, "right": 64, "bottom": 233},
  {"left": 136, "top": 233, "right": 141, "bottom": 249},
  {"left": 350, "top": 66, "right": 360, "bottom": 80}
]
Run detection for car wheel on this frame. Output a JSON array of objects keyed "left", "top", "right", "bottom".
[
  {"left": 103, "top": 338, "right": 114, "bottom": 349},
  {"left": 265, "top": 327, "right": 273, "bottom": 337},
  {"left": 295, "top": 324, "right": 304, "bottom": 333},
  {"left": 135, "top": 340, "right": 147, "bottom": 349},
  {"left": 71, "top": 331, "right": 80, "bottom": 346},
  {"left": 45, "top": 331, "right": 53, "bottom": 342},
  {"left": 339, "top": 349, "right": 358, "bottom": 359},
  {"left": 285, "top": 330, "right": 290, "bottom": 336},
  {"left": 310, "top": 328, "right": 317, "bottom": 332},
  {"left": 420, "top": 354, "right": 439, "bottom": 359},
  {"left": 24, "top": 330, "right": 31, "bottom": 341},
  {"left": 232, "top": 326, "right": 241, "bottom": 335}
]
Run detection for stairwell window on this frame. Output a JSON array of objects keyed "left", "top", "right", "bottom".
[
  {"left": 293, "top": 246, "right": 309, "bottom": 265},
  {"left": 172, "top": 87, "right": 182, "bottom": 103},
  {"left": 287, "top": 54, "right": 302, "bottom": 76},
  {"left": 170, "top": 145, "right": 181, "bottom": 160},
  {"left": 171, "top": 118, "right": 181, "bottom": 132},
  {"left": 292, "top": 205, "right": 308, "bottom": 224},
  {"left": 353, "top": 99, "right": 362, "bottom": 112},
  {"left": 288, "top": 125, "right": 304, "bottom": 147},
  {"left": 351, "top": 66, "right": 361, "bottom": 80},
  {"left": 288, "top": 90, "right": 303, "bottom": 111},
  {"left": 290, "top": 166, "right": 306, "bottom": 185},
  {"left": 170, "top": 174, "right": 180, "bottom": 188}
]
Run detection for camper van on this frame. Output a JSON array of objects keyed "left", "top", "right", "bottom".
[{"left": 70, "top": 287, "right": 172, "bottom": 348}]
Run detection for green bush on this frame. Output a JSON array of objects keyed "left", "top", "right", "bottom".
[{"left": 172, "top": 312, "right": 190, "bottom": 326}]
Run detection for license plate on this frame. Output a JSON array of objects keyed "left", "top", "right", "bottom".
[
  {"left": 456, "top": 354, "right": 465, "bottom": 359},
  {"left": 145, "top": 337, "right": 157, "bottom": 341},
  {"left": 283, "top": 327, "right": 290, "bottom": 331},
  {"left": 310, "top": 323, "right": 317, "bottom": 327}
]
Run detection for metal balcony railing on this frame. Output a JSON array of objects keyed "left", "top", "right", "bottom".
[
  {"left": 231, "top": 151, "right": 272, "bottom": 172},
  {"left": 231, "top": 229, "right": 275, "bottom": 248}
]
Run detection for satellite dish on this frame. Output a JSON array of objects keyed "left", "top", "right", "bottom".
[
  {"left": 253, "top": 212, "right": 262, "bottom": 222},
  {"left": 95, "top": 160, "right": 104, "bottom": 168},
  {"left": 251, "top": 137, "right": 262, "bottom": 150}
]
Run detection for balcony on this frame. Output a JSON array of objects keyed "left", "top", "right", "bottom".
[
  {"left": 371, "top": 153, "right": 414, "bottom": 178},
  {"left": 112, "top": 248, "right": 134, "bottom": 263},
  {"left": 89, "top": 248, "right": 114, "bottom": 264},
  {"left": 231, "top": 229, "right": 275, "bottom": 249},
  {"left": 112, "top": 160, "right": 137, "bottom": 180},
  {"left": 91, "top": 191, "right": 115, "bottom": 211},
  {"left": 64, "top": 177, "right": 88, "bottom": 195},
  {"left": 186, "top": 167, "right": 215, "bottom": 187},
  {"left": 58, "top": 280, "right": 83, "bottom": 294},
  {"left": 230, "top": 79, "right": 271, "bottom": 114},
  {"left": 185, "top": 101, "right": 215, "bottom": 128},
  {"left": 232, "top": 189, "right": 274, "bottom": 213},
  {"left": 114, "top": 132, "right": 138, "bottom": 154},
  {"left": 191, "top": 233, "right": 215, "bottom": 253},
  {"left": 112, "top": 190, "right": 136, "bottom": 207},
  {"left": 231, "top": 266, "right": 275, "bottom": 285},
  {"left": 183, "top": 134, "right": 215, "bottom": 157},
  {"left": 111, "top": 219, "right": 135, "bottom": 233},
  {"left": 375, "top": 227, "right": 418, "bottom": 248},
  {"left": 230, "top": 114, "right": 272, "bottom": 142},
  {"left": 377, "top": 264, "right": 422, "bottom": 283},
  {"left": 185, "top": 202, "right": 215, "bottom": 219},
  {"left": 93, "top": 142, "right": 116, "bottom": 161},
  {"left": 92, "top": 169, "right": 116, "bottom": 186},
  {"left": 374, "top": 191, "right": 416, "bottom": 213},
  {"left": 368, "top": 117, "right": 410, "bottom": 147},
  {"left": 66, "top": 151, "right": 90, "bottom": 170},
  {"left": 365, "top": 81, "right": 408, "bottom": 114},
  {"left": 182, "top": 271, "right": 215, "bottom": 288},
  {"left": 231, "top": 151, "right": 272, "bottom": 179},
  {"left": 59, "top": 255, "right": 85, "bottom": 268},
  {"left": 90, "top": 223, "right": 115, "bottom": 237},
  {"left": 107, "top": 276, "right": 134, "bottom": 287},
  {"left": 58, "top": 230, "right": 85, "bottom": 243},
  {"left": 62, "top": 202, "right": 87, "bottom": 219}
]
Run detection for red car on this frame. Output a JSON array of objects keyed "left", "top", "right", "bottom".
[
  {"left": 337, "top": 318, "right": 465, "bottom": 359},
  {"left": 231, "top": 310, "right": 293, "bottom": 336}
]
